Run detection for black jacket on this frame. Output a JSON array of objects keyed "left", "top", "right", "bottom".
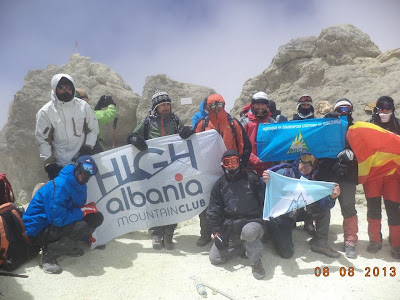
[{"left": 206, "top": 170, "right": 264, "bottom": 235}]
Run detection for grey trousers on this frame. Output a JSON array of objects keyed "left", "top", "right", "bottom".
[{"left": 209, "top": 222, "right": 264, "bottom": 265}]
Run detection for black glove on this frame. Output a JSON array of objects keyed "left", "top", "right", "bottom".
[
  {"left": 95, "top": 95, "right": 116, "bottom": 110},
  {"left": 127, "top": 133, "right": 148, "bottom": 151},
  {"left": 324, "top": 111, "right": 341, "bottom": 118},
  {"left": 104, "top": 95, "right": 116, "bottom": 107},
  {"left": 179, "top": 126, "right": 195, "bottom": 139},
  {"left": 45, "top": 164, "right": 60, "bottom": 180},
  {"left": 213, "top": 232, "right": 229, "bottom": 250}
]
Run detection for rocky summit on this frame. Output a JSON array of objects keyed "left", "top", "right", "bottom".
[
  {"left": 1, "top": 24, "right": 400, "bottom": 204},
  {"left": 230, "top": 24, "right": 400, "bottom": 121}
]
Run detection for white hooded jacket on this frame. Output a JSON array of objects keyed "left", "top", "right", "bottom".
[{"left": 35, "top": 74, "right": 99, "bottom": 166}]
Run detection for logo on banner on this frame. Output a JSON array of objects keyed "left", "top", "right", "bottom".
[
  {"left": 287, "top": 193, "right": 308, "bottom": 213},
  {"left": 287, "top": 131, "right": 309, "bottom": 154}
]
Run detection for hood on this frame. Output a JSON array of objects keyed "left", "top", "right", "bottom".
[
  {"left": 205, "top": 94, "right": 225, "bottom": 112},
  {"left": 50, "top": 73, "right": 76, "bottom": 103}
]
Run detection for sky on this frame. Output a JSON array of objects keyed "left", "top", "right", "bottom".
[{"left": 1, "top": 0, "right": 400, "bottom": 129}]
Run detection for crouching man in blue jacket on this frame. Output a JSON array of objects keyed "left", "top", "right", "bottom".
[
  {"left": 23, "top": 156, "right": 103, "bottom": 274},
  {"left": 262, "top": 152, "right": 341, "bottom": 259}
]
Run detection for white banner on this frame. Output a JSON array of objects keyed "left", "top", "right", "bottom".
[{"left": 87, "top": 130, "right": 226, "bottom": 248}]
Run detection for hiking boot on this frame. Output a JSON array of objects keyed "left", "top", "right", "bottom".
[
  {"left": 367, "top": 241, "right": 382, "bottom": 253},
  {"left": 344, "top": 244, "right": 357, "bottom": 259},
  {"left": 251, "top": 260, "right": 265, "bottom": 280},
  {"left": 164, "top": 236, "right": 174, "bottom": 250},
  {"left": 310, "top": 241, "right": 340, "bottom": 258},
  {"left": 39, "top": 252, "right": 62, "bottom": 274},
  {"left": 304, "top": 220, "right": 316, "bottom": 236},
  {"left": 391, "top": 246, "right": 400, "bottom": 260},
  {"left": 196, "top": 235, "right": 211, "bottom": 247},
  {"left": 152, "top": 236, "right": 163, "bottom": 250},
  {"left": 66, "top": 248, "right": 85, "bottom": 257}
]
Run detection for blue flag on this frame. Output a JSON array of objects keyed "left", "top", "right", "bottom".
[
  {"left": 257, "top": 117, "right": 348, "bottom": 162},
  {"left": 263, "top": 171, "right": 335, "bottom": 219}
]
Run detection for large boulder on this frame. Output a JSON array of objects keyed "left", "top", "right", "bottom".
[
  {"left": 138, "top": 74, "right": 216, "bottom": 126},
  {"left": 0, "top": 54, "right": 139, "bottom": 204},
  {"left": 231, "top": 24, "right": 400, "bottom": 123}
]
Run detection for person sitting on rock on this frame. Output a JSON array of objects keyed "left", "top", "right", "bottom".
[
  {"left": 35, "top": 74, "right": 99, "bottom": 180},
  {"left": 262, "top": 152, "right": 341, "bottom": 259},
  {"left": 127, "top": 90, "right": 184, "bottom": 250},
  {"left": 207, "top": 150, "right": 266, "bottom": 280},
  {"left": 23, "top": 156, "right": 104, "bottom": 274}
]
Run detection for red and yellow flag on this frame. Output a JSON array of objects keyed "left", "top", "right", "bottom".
[{"left": 347, "top": 121, "right": 400, "bottom": 184}]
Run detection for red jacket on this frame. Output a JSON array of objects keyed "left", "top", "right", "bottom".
[{"left": 240, "top": 109, "right": 275, "bottom": 176}]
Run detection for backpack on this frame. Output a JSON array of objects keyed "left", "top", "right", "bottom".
[
  {"left": 0, "top": 174, "right": 15, "bottom": 206},
  {"left": 268, "top": 163, "right": 295, "bottom": 177},
  {"left": 0, "top": 202, "right": 40, "bottom": 271}
]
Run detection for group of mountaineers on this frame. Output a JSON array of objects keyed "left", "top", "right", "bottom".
[{"left": 18, "top": 73, "right": 400, "bottom": 280}]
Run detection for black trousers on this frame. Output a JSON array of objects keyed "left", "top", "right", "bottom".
[
  {"left": 30, "top": 212, "right": 104, "bottom": 247},
  {"left": 269, "top": 205, "right": 331, "bottom": 259}
]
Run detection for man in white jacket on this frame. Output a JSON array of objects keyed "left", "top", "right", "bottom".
[{"left": 35, "top": 74, "right": 99, "bottom": 180}]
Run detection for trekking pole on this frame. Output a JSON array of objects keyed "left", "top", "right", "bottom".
[
  {"left": 112, "top": 117, "right": 118, "bottom": 148},
  {"left": 0, "top": 271, "right": 28, "bottom": 278}
]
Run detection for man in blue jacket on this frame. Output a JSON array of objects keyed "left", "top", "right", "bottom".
[
  {"left": 191, "top": 97, "right": 209, "bottom": 128},
  {"left": 262, "top": 152, "right": 341, "bottom": 258},
  {"left": 23, "top": 156, "right": 103, "bottom": 274}
]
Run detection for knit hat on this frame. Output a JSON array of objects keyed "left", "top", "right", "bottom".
[
  {"left": 334, "top": 98, "right": 353, "bottom": 111},
  {"left": 151, "top": 90, "right": 171, "bottom": 113},
  {"left": 251, "top": 92, "right": 269, "bottom": 105}
]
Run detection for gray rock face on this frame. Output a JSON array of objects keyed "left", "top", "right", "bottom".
[
  {"left": 138, "top": 74, "right": 216, "bottom": 126},
  {"left": 231, "top": 24, "right": 400, "bottom": 123},
  {"left": 0, "top": 54, "right": 139, "bottom": 204}
]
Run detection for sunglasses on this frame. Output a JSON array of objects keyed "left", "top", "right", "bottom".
[
  {"left": 335, "top": 106, "right": 353, "bottom": 114},
  {"left": 299, "top": 154, "right": 317, "bottom": 166},
  {"left": 222, "top": 156, "right": 240, "bottom": 168},
  {"left": 209, "top": 102, "right": 224, "bottom": 109},
  {"left": 81, "top": 162, "right": 97, "bottom": 175},
  {"left": 58, "top": 85, "right": 73, "bottom": 91},
  {"left": 299, "top": 96, "right": 312, "bottom": 102}
]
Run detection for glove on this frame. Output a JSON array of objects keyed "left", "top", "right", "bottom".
[
  {"left": 95, "top": 95, "right": 116, "bottom": 110},
  {"left": 127, "top": 133, "right": 148, "bottom": 151},
  {"left": 324, "top": 111, "right": 341, "bottom": 118},
  {"left": 213, "top": 232, "right": 229, "bottom": 250},
  {"left": 179, "top": 126, "right": 195, "bottom": 139},
  {"left": 337, "top": 149, "right": 354, "bottom": 162},
  {"left": 104, "top": 95, "right": 116, "bottom": 107},
  {"left": 79, "top": 145, "right": 93, "bottom": 156},
  {"left": 81, "top": 202, "right": 99, "bottom": 217},
  {"left": 45, "top": 163, "right": 60, "bottom": 180}
]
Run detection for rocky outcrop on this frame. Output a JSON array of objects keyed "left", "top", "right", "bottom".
[
  {"left": 231, "top": 24, "right": 400, "bottom": 123},
  {"left": 138, "top": 74, "right": 216, "bottom": 126},
  {"left": 0, "top": 54, "right": 139, "bottom": 204}
]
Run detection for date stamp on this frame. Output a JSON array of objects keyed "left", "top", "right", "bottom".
[{"left": 314, "top": 266, "right": 397, "bottom": 277}]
